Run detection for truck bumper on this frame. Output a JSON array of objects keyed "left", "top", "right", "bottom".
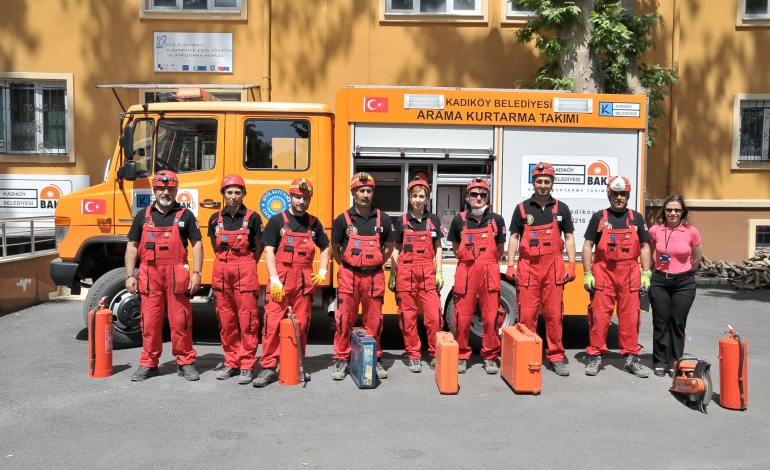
[{"left": 50, "top": 258, "right": 79, "bottom": 287}]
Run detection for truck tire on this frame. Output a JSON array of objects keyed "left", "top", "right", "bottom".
[
  {"left": 83, "top": 267, "right": 143, "bottom": 348},
  {"left": 443, "top": 280, "right": 517, "bottom": 352}
]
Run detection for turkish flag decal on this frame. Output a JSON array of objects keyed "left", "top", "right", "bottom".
[
  {"left": 82, "top": 198, "right": 107, "bottom": 214},
  {"left": 364, "top": 97, "right": 388, "bottom": 113}
]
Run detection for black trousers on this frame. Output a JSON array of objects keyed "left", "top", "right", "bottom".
[{"left": 649, "top": 271, "right": 696, "bottom": 369}]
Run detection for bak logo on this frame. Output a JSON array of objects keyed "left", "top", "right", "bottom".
[{"left": 39, "top": 184, "right": 63, "bottom": 209}]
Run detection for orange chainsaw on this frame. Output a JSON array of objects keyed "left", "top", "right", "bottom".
[{"left": 669, "top": 355, "right": 713, "bottom": 413}]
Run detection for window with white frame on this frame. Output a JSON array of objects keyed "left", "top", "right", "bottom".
[
  {"left": 738, "top": 100, "right": 770, "bottom": 163},
  {"left": 756, "top": 225, "right": 770, "bottom": 250},
  {"left": 0, "top": 80, "right": 67, "bottom": 155},
  {"left": 507, "top": 0, "right": 534, "bottom": 16},
  {"left": 744, "top": 0, "right": 770, "bottom": 17},
  {"left": 387, "top": 0, "right": 481, "bottom": 14},
  {"left": 149, "top": 0, "right": 240, "bottom": 12}
]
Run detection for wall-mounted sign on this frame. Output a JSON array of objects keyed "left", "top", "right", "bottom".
[
  {"left": 0, "top": 174, "right": 90, "bottom": 218},
  {"left": 154, "top": 32, "right": 233, "bottom": 73}
]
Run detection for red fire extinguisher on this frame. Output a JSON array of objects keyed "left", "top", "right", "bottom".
[
  {"left": 718, "top": 324, "right": 748, "bottom": 410},
  {"left": 88, "top": 296, "right": 113, "bottom": 378},
  {"left": 278, "top": 306, "right": 305, "bottom": 386}
]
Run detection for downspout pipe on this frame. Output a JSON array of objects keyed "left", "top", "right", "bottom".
[
  {"left": 667, "top": 0, "right": 680, "bottom": 195},
  {"left": 262, "top": 0, "right": 272, "bottom": 102}
]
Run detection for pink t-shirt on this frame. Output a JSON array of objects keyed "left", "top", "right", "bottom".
[{"left": 649, "top": 223, "right": 702, "bottom": 273}]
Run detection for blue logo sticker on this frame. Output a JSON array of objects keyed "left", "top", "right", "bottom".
[
  {"left": 222, "top": 236, "right": 227, "bottom": 241},
  {"left": 136, "top": 194, "right": 151, "bottom": 208},
  {"left": 149, "top": 233, "right": 154, "bottom": 239},
  {"left": 466, "top": 235, "right": 472, "bottom": 241},
  {"left": 182, "top": 65, "right": 189, "bottom": 71},
  {"left": 259, "top": 189, "right": 291, "bottom": 219},
  {"left": 610, "top": 235, "right": 616, "bottom": 240},
  {"left": 354, "top": 240, "right": 360, "bottom": 246},
  {"left": 288, "top": 237, "right": 293, "bottom": 244},
  {"left": 406, "top": 237, "right": 412, "bottom": 242},
  {"left": 531, "top": 232, "right": 537, "bottom": 238},
  {"left": 599, "top": 102, "right": 613, "bottom": 116}
]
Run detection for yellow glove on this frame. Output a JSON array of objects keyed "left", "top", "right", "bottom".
[
  {"left": 388, "top": 269, "right": 396, "bottom": 292},
  {"left": 269, "top": 276, "right": 284, "bottom": 303},
  {"left": 311, "top": 268, "right": 327, "bottom": 286}
]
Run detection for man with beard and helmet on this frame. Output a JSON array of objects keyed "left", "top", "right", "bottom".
[
  {"left": 125, "top": 170, "right": 204, "bottom": 381},
  {"left": 582, "top": 176, "right": 652, "bottom": 377},
  {"left": 506, "top": 162, "right": 577, "bottom": 377},
  {"left": 255, "top": 178, "right": 330, "bottom": 387},
  {"left": 446, "top": 178, "right": 507, "bottom": 375},
  {"left": 330, "top": 172, "right": 395, "bottom": 381},
  {"left": 207, "top": 174, "right": 264, "bottom": 385}
]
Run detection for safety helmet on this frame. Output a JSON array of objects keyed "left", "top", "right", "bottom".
[
  {"left": 350, "top": 172, "right": 376, "bottom": 189},
  {"left": 220, "top": 174, "right": 247, "bottom": 195},
  {"left": 289, "top": 178, "right": 314, "bottom": 196},
  {"left": 466, "top": 177, "right": 490, "bottom": 193},
  {"left": 151, "top": 170, "right": 179, "bottom": 188},
  {"left": 407, "top": 176, "right": 431, "bottom": 194},
  {"left": 531, "top": 162, "right": 555, "bottom": 179},
  {"left": 607, "top": 176, "right": 631, "bottom": 193}
]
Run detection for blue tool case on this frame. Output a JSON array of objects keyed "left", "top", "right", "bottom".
[{"left": 350, "top": 329, "right": 377, "bottom": 389}]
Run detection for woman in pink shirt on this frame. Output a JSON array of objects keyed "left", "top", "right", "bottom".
[{"left": 648, "top": 194, "right": 703, "bottom": 377}]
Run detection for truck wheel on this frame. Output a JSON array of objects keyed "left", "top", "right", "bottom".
[
  {"left": 83, "top": 267, "right": 143, "bottom": 348},
  {"left": 443, "top": 281, "right": 518, "bottom": 352}
]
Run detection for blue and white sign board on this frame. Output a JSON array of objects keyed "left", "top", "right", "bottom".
[
  {"left": 154, "top": 32, "right": 233, "bottom": 73},
  {"left": 599, "top": 102, "right": 641, "bottom": 118},
  {"left": 0, "top": 174, "right": 90, "bottom": 218}
]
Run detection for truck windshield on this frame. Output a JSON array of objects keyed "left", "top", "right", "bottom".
[{"left": 155, "top": 118, "right": 218, "bottom": 174}]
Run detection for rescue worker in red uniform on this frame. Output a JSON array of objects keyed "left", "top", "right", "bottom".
[
  {"left": 446, "top": 178, "right": 507, "bottom": 374},
  {"left": 582, "top": 176, "right": 652, "bottom": 377},
  {"left": 207, "top": 175, "right": 264, "bottom": 385},
  {"left": 330, "top": 172, "right": 395, "bottom": 381},
  {"left": 125, "top": 170, "right": 203, "bottom": 381},
  {"left": 389, "top": 176, "right": 444, "bottom": 373},
  {"left": 506, "top": 162, "right": 577, "bottom": 377},
  {"left": 255, "top": 178, "right": 330, "bottom": 387}
]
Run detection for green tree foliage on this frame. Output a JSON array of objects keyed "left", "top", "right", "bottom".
[{"left": 513, "top": 0, "right": 676, "bottom": 145}]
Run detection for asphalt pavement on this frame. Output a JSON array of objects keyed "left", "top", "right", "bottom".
[{"left": 1, "top": 287, "right": 768, "bottom": 470}]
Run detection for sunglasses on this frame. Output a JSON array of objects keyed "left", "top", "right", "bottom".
[
  {"left": 665, "top": 208, "right": 683, "bottom": 213},
  {"left": 469, "top": 192, "right": 488, "bottom": 199}
]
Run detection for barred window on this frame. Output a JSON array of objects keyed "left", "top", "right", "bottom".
[
  {"left": 0, "top": 81, "right": 67, "bottom": 156},
  {"left": 149, "top": 0, "right": 239, "bottom": 12},
  {"left": 757, "top": 225, "right": 770, "bottom": 250},
  {"left": 738, "top": 101, "right": 770, "bottom": 163},
  {"left": 387, "top": 0, "right": 481, "bottom": 14}
]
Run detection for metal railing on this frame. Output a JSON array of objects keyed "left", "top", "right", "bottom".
[{"left": 0, "top": 216, "right": 57, "bottom": 261}]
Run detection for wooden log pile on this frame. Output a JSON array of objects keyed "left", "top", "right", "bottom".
[{"left": 696, "top": 249, "right": 770, "bottom": 289}]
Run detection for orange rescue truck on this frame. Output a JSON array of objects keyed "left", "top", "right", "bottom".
[{"left": 50, "top": 86, "right": 648, "bottom": 347}]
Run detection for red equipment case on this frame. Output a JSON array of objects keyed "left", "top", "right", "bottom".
[
  {"left": 500, "top": 323, "right": 542, "bottom": 394},
  {"left": 435, "top": 332, "right": 459, "bottom": 395}
]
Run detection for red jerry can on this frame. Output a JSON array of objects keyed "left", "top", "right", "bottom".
[
  {"left": 88, "top": 297, "right": 113, "bottom": 378},
  {"left": 718, "top": 325, "right": 748, "bottom": 410}
]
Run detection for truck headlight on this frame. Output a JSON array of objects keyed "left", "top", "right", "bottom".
[{"left": 55, "top": 217, "right": 70, "bottom": 243}]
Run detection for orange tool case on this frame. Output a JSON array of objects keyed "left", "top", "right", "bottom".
[
  {"left": 435, "top": 332, "right": 459, "bottom": 395},
  {"left": 501, "top": 323, "right": 543, "bottom": 394}
]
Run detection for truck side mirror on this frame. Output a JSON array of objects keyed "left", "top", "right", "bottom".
[
  {"left": 119, "top": 160, "right": 138, "bottom": 181},
  {"left": 120, "top": 122, "right": 135, "bottom": 162}
]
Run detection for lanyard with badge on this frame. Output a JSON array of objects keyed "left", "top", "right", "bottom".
[{"left": 660, "top": 225, "right": 674, "bottom": 263}]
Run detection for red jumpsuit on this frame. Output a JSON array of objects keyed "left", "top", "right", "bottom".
[
  {"left": 261, "top": 211, "right": 318, "bottom": 369},
  {"left": 587, "top": 209, "right": 642, "bottom": 356},
  {"left": 136, "top": 206, "right": 197, "bottom": 367},
  {"left": 396, "top": 214, "right": 443, "bottom": 360},
  {"left": 333, "top": 210, "right": 386, "bottom": 361},
  {"left": 515, "top": 200, "right": 567, "bottom": 363},
  {"left": 212, "top": 210, "right": 260, "bottom": 371},
  {"left": 453, "top": 212, "right": 505, "bottom": 361}
]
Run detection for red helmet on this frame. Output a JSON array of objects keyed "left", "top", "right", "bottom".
[
  {"left": 350, "top": 172, "right": 375, "bottom": 189},
  {"left": 607, "top": 176, "right": 631, "bottom": 193},
  {"left": 220, "top": 174, "right": 246, "bottom": 194},
  {"left": 289, "top": 178, "right": 314, "bottom": 196},
  {"left": 151, "top": 170, "right": 179, "bottom": 188},
  {"left": 466, "top": 177, "right": 490, "bottom": 193},
  {"left": 407, "top": 176, "right": 430, "bottom": 194},
  {"left": 531, "top": 162, "right": 555, "bottom": 179}
]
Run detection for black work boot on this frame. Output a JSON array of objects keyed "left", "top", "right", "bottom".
[
  {"left": 130, "top": 366, "right": 159, "bottom": 382},
  {"left": 177, "top": 363, "right": 200, "bottom": 381}
]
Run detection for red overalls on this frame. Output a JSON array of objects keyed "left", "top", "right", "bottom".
[
  {"left": 396, "top": 214, "right": 443, "bottom": 360},
  {"left": 212, "top": 209, "right": 259, "bottom": 371},
  {"left": 136, "top": 206, "right": 197, "bottom": 367},
  {"left": 587, "top": 209, "right": 642, "bottom": 356},
  {"left": 261, "top": 211, "right": 318, "bottom": 369},
  {"left": 516, "top": 200, "right": 566, "bottom": 363},
  {"left": 453, "top": 212, "right": 504, "bottom": 361},
  {"left": 333, "top": 210, "right": 386, "bottom": 361}
]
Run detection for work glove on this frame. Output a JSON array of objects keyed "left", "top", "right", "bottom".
[
  {"left": 311, "top": 268, "right": 327, "bottom": 286},
  {"left": 388, "top": 269, "right": 396, "bottom": 292},
  {"left": 565, "top": 262, "right": 577, "bottom": 283},
  {"left": 269, "top": 276, "right": 285, "bottom": 303},
  {"left": 435, "top": 270, "right": 444, "bottom": 291},
  {"left": 641, "top": 270, "right": 651, "bottom": 291},
  {"left": 583, "top": 272, "right": 596, "bottom": 293},
  {"left": 505, "top": 265, "right": 517, "bottom": 285}
]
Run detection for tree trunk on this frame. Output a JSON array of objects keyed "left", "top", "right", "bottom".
[
  {"left": 619, "top": 0, "right": 648, "bottom": 95},
  {"left": 559, "top": 0, "right": 604, "bottom": 94}
]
